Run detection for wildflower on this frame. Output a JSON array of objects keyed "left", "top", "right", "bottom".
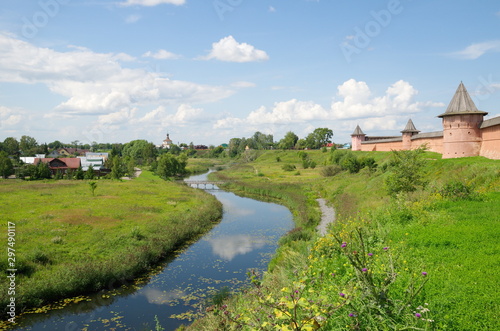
[
  {"left": 341, "top": 242, "right": 347, "bottom": 248},
  {"left": 362, "top": 268, "right": 368, "bottom": 272},
  {"left": 349, "top": 313, "right": 356, "bottom": 317},
  {"left": 415, "top": 313, "right": 422, "bottom": 318},
  {"left": 421, "top": 272, "right": 427, "bottom": 276},
  {"left": 339, "top": 292, "right": 345, "bottom": 298},
  {"left": 383, "top": 247, "right": 389, "bottom": 251},
  {"left": 331, "top": 273, "right": 335, "bottom": 277},
  {"left": 368, "top": 253, "right": 373, "bottom": 256}
]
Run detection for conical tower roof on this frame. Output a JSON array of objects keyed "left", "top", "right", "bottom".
[
  {"left": 438, "top": 82, "right": 488, "bottom": 118},
  {"left": 401, "top": 119, "right": 420, "bottom": 133},
  {"left": 351, "top": 125, "right": 365, "bottom": 136}
]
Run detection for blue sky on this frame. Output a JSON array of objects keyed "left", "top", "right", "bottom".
[{"left": 1, "top": 0, "right": 499, "bottom": 146}]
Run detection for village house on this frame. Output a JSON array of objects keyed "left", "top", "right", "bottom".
[
  {"left": 34, "top": 158, "right": 81, "bottom": 175},
  {"left": 351, "top": 82, "right": 500, "bottom": 159}
]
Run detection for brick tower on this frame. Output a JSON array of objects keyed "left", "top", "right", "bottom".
[
  {"left": 401, "top": 119, "right": 420, "bottom": 150},
  {"left": 351, "top": 125, "right": 366, "bottom": 151},
  {"left": 438, "top": 82, "right": 488, "bottom": 158}
]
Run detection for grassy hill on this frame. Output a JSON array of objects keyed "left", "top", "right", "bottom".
[{"left": 187, "top": 149, "right": 499, "bottom": 330}]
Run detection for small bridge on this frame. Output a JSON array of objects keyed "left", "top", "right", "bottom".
[{"left": 183, "top": 180, "right": 228, "bottom": 189}]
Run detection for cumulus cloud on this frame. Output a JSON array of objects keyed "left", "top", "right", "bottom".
[
  {"left": 0, "top": 106, "right": 23, "bottom": 129},
  {"left": 139, "top": 104, "right": 204, "bottom": 127},
  {"left": 0, "top": 33, "right": 233, "bottom": 116},
  {"left": 451, "top": 40, "right": 500, "bottom": 60},
  {"left": 330, "top": 79, "right": 442, "bottom": 119},
  {"left": 202, "top": 36, "right": 269, "bottom": 63},
  {"left": 142, "top": 49, "right": 180, "bottom": 60},
  {"left": 214, "top": 79, "right": 444, "bottom": 134},
  {"left": 120, "top": 0, "right": 185, "bottom": 7}
]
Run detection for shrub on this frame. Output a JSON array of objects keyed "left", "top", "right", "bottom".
[
  {"left": 439, "top": 181, "right": 480, "bottom": 201},
  {"left": 282, "top": 164, "right": 296, "bottom": 172},
  {"left": 385, "top": 147, "right": 427, "bottom": 197},
  {"left": 320, "top": 165, "right": 342, "bottom": 177}
]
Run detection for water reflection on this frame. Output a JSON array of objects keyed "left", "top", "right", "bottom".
[
  {"left": 141, "top": 288, "right": 186, "bottom": 306},
  {"left": 207, "top": 235, "right": 266, "bottom": 261},
  {"left": 9, "top": 171, "right": 293, "bottom": 331}
]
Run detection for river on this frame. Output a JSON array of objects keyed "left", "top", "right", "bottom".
[{"left": 10, "top": 171, "right": 294, "bottom": 330}]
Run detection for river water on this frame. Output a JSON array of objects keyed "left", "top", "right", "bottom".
[{"left": 10, "top": 172, "right": 294, "bottom": 330}]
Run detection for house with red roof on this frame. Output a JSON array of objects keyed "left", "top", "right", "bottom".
[{"left": 34, "top": 158, "right": 81, "bottom": 175}]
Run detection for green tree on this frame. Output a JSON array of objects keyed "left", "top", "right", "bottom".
[
  {"left": 110, "top": 156, "right": 125, "bottom": 179},
  {"left": 278, "top": 131, "right": 299, "bottom": 150},
  {"left": 88, "top": 181, "right": 97, "bottom": 197},
  {"left": 35, "top": 162, "right": 52, "bottom": 180},
  {"left": 0, "top": 152, "right": 14, "bottom": 178},
  {"left": 48, "top": 140, "right": 64, "bottom": 149},
  {"left": 156, "top": 154, "right": 187, "bottom": 179},
  {"left": 385, "top": 147, "right": 427, "bottom": 197},
  {"left": 84, "top": 165, "right": 95, "bottom": 180},
  {"left": 20, "top": 135, "right": 39, "bottom": 156},
  {"left": 122, "top": 140, "right": 157, "bottom": 164},
  {"left": 304, "top": 128, "right": 333, "bottom": 149},
  {"left": 3, "top": 137, "right": 19, "bottom": 157},
  {"left": 127, "top": 158, "right": 136, "bottom": 178},
  {"left": 74, "top": 166, "right": 85, "bottom": 180}
]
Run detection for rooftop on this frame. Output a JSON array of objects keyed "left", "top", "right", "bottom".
[{"left": 438, "top": 82, "right": 488, "bottom": 118}]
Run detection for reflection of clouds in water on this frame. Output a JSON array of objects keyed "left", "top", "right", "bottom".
[
  {"left": 217, "top": 197, "right": 255, "bottom": 217},
  {"left": 208, "top": 235, "right": 266, "bottom": 261},
  {"left": 141, "top": 288, "right": 185, "bottom": 305}
]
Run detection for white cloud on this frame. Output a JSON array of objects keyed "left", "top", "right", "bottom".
[
  {"left": 97, "top": 107, "right": 137, "bottom": 126},
  {"left": 142, "top": 49, "right": 180, "bottom": 60},
  {"left": 125, "top": 14, "right": 142, "bottom": 23},
  {"left": 214, "top": 80, "right": 444, "bottom": 133},
  {"left": 202, "top": 36, "right": 269, "bottom": 63},
  {"left": 0, "top": 106, "right": 23, "bottom": 129},
  {"left": 330, "top": 79, "right": 443, "bottom": 119},
  {"left": 0, "top": 33, "right": 233, "bottom": 116},
  {"left": 139, "top": 104, "right": 204, "bottom": 127},
  {"left": 120, "top": 0, "right": 185, "bottom": 7},
  {"left": 269, "top": 6, "right": 276, "bottom": 13},
  {"left": 451, "top": 40, "right": 500, "bottom": 60},
  {"left": 231, "top": 81, "right": 256, "bottom": 88}
]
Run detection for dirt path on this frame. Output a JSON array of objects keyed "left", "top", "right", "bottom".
[
  {"left": 121, "top": 167, "right": 142, "bottom": 180},
  {"left": 316, "top": 198, "right": 336, "bottom": 236}
]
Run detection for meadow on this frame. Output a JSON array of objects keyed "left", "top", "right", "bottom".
[
  {"left": 187, "top": 149, "right": 499, "bottom": 330},
  {"left": 0, "top": 171, "right": 222, "bottom": 318}
]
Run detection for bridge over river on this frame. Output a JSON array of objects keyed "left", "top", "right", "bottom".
[{"left": 182, "top": 180, "right": 229, "bottom": 189}]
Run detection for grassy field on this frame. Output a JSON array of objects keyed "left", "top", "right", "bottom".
[
  {"left": 187, "top": 149, "right": 499, "bottom": 330},
  {"left": 0, "top": 170, "right": 222, "bottom": 318}
]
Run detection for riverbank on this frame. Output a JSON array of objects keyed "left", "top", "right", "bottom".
[
  {"left": 187, "top": 150, "right": 500, "bottom": 330},
  {"left": 0, "top": 170, "right": 222, "bottom": 322}
]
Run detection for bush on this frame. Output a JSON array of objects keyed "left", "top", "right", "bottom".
[
  {"left": 282, "top": 164, "right": 296, "bottom": 172},
  {"left": 385, "top": 147, "right": 427, "bottom": 197},
  {"left": 439, "top": 181, "right": 480, "bottom": 201},
  {"left": 320, "top": 165, "right": 342, "bottom": 177}
]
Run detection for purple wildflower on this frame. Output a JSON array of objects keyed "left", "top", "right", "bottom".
[
  {"left": 383, "top": 247, "right": 389, "bottom": 251},
  {"left": 349, "top": 313, "right": 356, "bottom": 317},
  {"left": 415, "top": 313, "right": 422, "bottom": 318},
  {"left": 421, "top": 272, "right": 427, "bottom": 276},
  {"left": 368, "top": 253, "right": 373, "bottom": 256},
  {"left": 362, "top": 268, "right": 368, "bottom": 272},
  {"left": 341, "top": 242, "right": 347, "bottom": 248},
  {"left": 339, "top": 292, "right": 345, "bottom": 298}
]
